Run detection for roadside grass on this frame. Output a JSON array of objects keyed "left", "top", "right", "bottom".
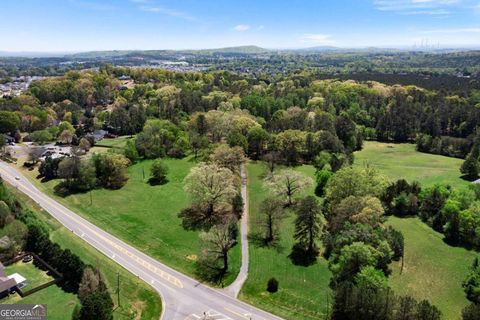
[
  {"left": 239, "top": 162, "right": 332, "bottom": 320},
  {"left": 354, "top": 141, "right": 468, "bottom": 189},
  {"left": 387, "top": 216, "right": 477, "bottom": 320},
  {"left": 16, "top": 156, "right": 241, "bottom": 286},
  {"left": 5, "top": 184, "right": 162, "bottom": 320},
  {"left": 5, "top": 260, "right": 53, "bottom": 289}
]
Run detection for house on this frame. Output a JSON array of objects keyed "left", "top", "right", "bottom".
[
  {"left": 88, "top": 129, "right": 108, "bottom": 143},
  {"left": 8, "top": 273, "right": 27, "bottom": 289},
  {"left": 3, "top": 135, "right": 15, "bottom": 144},
  {"left": 118, "top": 75, "right": 131, "bottom": 81},
  {"left": 0, "top": 262, "right": 17, "bottom": 296}
]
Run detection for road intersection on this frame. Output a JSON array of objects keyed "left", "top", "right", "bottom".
[{"left": 0, "top": 162, "right": 282, "bottom": 320}]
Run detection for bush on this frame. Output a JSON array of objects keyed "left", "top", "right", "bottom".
[
  {"left": 149, "top": 159, "right": 168, "bottom": 185},
  {"left": 462, "top": 303, "right": 480, "bottom": 320},
  {"left": 267, "top": 277, "right": 279, "bottom": 293}
]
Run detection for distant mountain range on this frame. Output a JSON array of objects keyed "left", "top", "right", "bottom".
[
  {"left": 1, "top": 45, "right": 479, "bottom": 59},
  {"left": 65, "top": 45, "right": 270, "bottom": 59}
]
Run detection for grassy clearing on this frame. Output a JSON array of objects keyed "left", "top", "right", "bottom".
[
  {"left": 239, "top": 162, "right": 332, "bottom": 320},
  {"left": 354, "top": 141, "right": 468, "bottom": 189},
  {"left": 16, "top": 156, "right": 241, "bottom": 286},
  {"left": 95, "top": 136, "right": 133, "bottom": 149},
  {"left": 5, "top": 184, "right": 162, "bottom": 320},
  {"left": 387, "top": 216, "right": 477, "bottom": 320}
]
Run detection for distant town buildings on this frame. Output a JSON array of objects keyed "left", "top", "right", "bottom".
[{"left": 0, "top": 76, "right": 45, "bottom": 97}]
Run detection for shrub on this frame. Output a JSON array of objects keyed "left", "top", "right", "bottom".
[
  {"left": 267, "top": 277, "right": 279, "bottom": 293},
  {"left": 149, "top": 159, "right": 169, "bottom": 185}
]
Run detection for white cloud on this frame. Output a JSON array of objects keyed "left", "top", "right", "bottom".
[
  {"left": 421, "top": 27, "right": 480, "bottom": 33},
  {"left": 300, "top": 34, "right": 335, "bottom": 45},
  {"left": 234, "top": 24, "right": 250, "bottom": 32},
  {"left": 373, "top": 0, "right": 461, "bottom": 15},
  {"left": 139, "top": 5, "right": 197, "bottom": 21}
]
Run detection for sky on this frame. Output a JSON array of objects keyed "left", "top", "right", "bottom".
[{"left": 0, "top": 0, "right": 480, "bottom": 52}]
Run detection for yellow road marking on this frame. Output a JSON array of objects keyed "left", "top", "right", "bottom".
[
  {"left": 0, "top": 167, "right": 183, "bottom": 289},
  {"left": 224, "top": 307, "right": 251, "bottom": 319}
]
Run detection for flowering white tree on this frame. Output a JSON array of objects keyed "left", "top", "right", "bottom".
[{"left": 264, "top": 169, "right": 313, "bottom": 206}]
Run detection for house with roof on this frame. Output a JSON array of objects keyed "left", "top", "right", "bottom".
[{"left": 0, "top": 262, "right": 18, "bottom": 297}]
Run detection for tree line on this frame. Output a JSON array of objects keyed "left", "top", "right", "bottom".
[{"left": 0, "top": 179, "right": 114, "bottom": 319}]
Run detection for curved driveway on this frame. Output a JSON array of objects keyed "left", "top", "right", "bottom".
[
  {"left": 223, "top": 164, "right": 249, "bottom": 297},
  {"left": 0, "top": 162, "right": 282, "bottom": 320}
]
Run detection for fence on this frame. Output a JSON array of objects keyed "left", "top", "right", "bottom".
[{"left": 3, "top": 252, "right": 63, "bottom": 298}]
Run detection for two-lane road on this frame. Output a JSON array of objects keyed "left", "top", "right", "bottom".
[{"left": 0, "top": 162, "right": 282, "bottom": 320}]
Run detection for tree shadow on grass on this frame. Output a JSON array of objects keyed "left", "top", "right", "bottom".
[
  {"left": 53, "top": 181, "right": 75, "bottom": 197},
  {"left": 248, "top": 232, "right": 285, "bottom": 253},
  {"left": 288, "top": 244, "right": 318, "bottom": 267},
  {"left": 460, "top": 174, "right": 479, "bottom": 182},
  {"left": 147, "top": 178, "right": 168, "bottom": 186},
  {"left": 53, "top": 181, "right": 93, "bottom": 198},
  {"left": 194, "top": 261, "right": 230, "bottom": 287}
]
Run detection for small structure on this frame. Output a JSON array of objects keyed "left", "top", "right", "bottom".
[
  {"left": 473, "top": 179, "right": 480, "bottom": 184},
  {"left": 8, "top": 273, "right": 27, "bottom": 289},
  {"left": 88, "top": 129, "right": 108, "bottom": 143},
  {"left": 3, "top": 135, "right": 15, "bottom": 145},
  {"left": 0, "top": 262, "right": 17, "bottom": 296}
]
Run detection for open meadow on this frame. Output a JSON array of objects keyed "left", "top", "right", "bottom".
[
  {"left": 354, "top": 141, "right": 468, "bottom": 189},
  {"left": 17, "top": 155, "right": 241, "bottom": 286},
  {"left": 240, "top": 162, "right": 332, "bottom": 320},
  {"left": 387, "top": 216, "right": 476, "bottom": 320}
]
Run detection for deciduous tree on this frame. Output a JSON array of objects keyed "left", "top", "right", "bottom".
[{"left": 264, "top": 169, "right": 313, "bottom": 206}]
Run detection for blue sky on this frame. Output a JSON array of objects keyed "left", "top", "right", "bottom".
[{"left": 1, "top": 0, "right": 479, "bottom": 52}]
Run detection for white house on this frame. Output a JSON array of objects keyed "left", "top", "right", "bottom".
[{"left": 7, "top": 273, "right": 27, "bottom": 289}]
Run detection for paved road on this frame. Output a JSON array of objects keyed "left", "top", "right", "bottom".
[
  {"left": 0, "top": 162, "right": 282, "bottom": 320},
  {"left": 223, "top": 164, "right": 249, "bottom": 297}
]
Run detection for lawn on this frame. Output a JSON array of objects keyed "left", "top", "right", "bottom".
[
  {"left": 17, "top": 156, "right": 241, "bottom": 286},
  {"left": 1, "top": 260, "right": 78, "bottom": 320},
  {"left": 239, "top": 162, "right": 332, "bottom": 320},
  {"left": 354, "top": 141, "right": 468, "bottom": 189},
  {"left": 5, "top": 184, "right": 162, "bottom": 320},
  {"left": 387, "top": 216, "right": 477, "bottom": 320},
  {"left": 5, "top": 260, "right": 54, "bottom": 289},
  {"left": 95, "top": 136, "right": 133, "bottom": 149},
  {"left": 1, "top": 285, "right": 78, "bottom": 320}
]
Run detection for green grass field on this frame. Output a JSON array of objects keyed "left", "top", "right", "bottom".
[
  {"left": 239, "top": 162, "right": 332, "bottom": 320},
  {"left": 5, "top": 184, "right": 162, "bottom": 320},
  {"left": 354, "top": 141, "right": 468, "bottom": 189},
  {"left": 18, "top": 156, "right": 240, "bottom": 286},
  {"left": 1, "top": 260, "right": 79, "bottom": 320},
  {"left": 387, "top": 216, "right": 477, "bottom": 320},
  {"left": 5, "top": 260, "right": 54, "bottom": 289},
  {"left": 95, "top": 136, "right": 133, "bottom": 149},
  {"left": 1, "top": 285, "right": 78, "bottom": 320}
]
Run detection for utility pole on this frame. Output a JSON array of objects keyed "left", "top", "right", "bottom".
[{"left": 116, "top": 272, "right": 121, "bottom": 307}]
